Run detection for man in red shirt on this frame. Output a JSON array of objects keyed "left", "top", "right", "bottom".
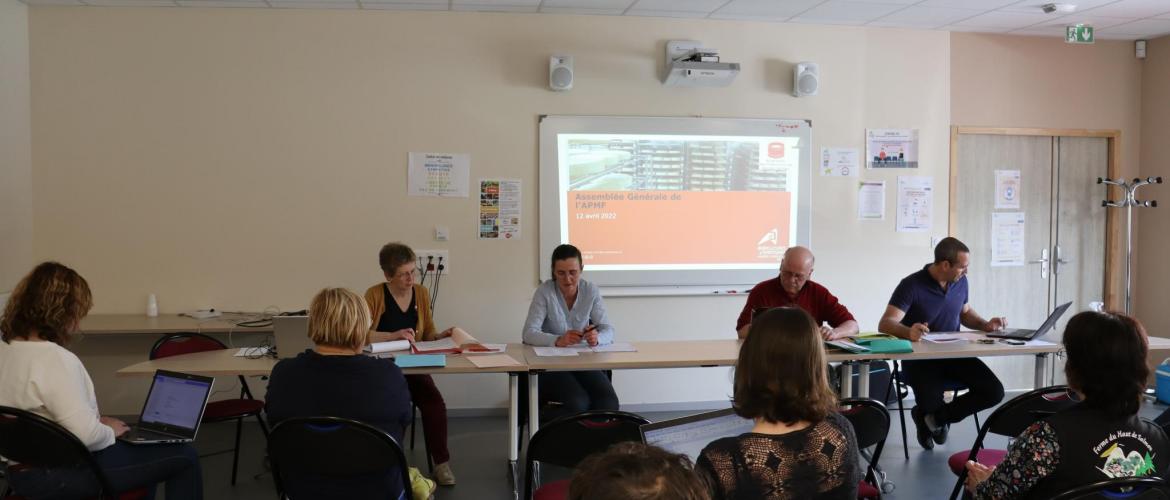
[{"left": 735, "top": 246, "right": 858, "bottom": 339}]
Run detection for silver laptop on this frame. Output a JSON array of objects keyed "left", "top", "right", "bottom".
[
  {"left": 639, "top": 408, "right": 755, "bottom": 462},
  {"left": 985, "top": 302, "right": 1073, "bottom": 340},
  {"left": 119, "top": 370, "right": 214, "bottom": 445},
  {"left": 273, "top": 315, "right": 314, "bottom": 359}
]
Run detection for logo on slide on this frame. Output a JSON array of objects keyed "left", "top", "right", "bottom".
[
  {"left": 768, "top": 142, "right": 786, "bottom": 159},
  {"left": 756, "top": 229, "right": 785, "bottom": 261},
  {"left": 757, "top": 229, "right": 779, "bottom": 246}
]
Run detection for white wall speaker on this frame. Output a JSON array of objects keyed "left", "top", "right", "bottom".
[
  {"left": 793, "top": 62, "right": 819, "bottom": 97},
  {"left": 550, "top": 55, "right": 574, "bottom": 92}
]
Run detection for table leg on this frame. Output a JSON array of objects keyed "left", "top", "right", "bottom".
[
  {"left": 528, "top": 371, "right": 540, "bottom": 439},
  {"left": 508, "top": 373, "right": 519, "bottom": 480},
  {"left": 858, "top": 362, "right": 870, "bottom": 398},
  {"left": 1034, "top": 353, "right": 1049, "bottom": 388},
  {"left": 840, "top": 362, "right": 854, "bottom": 398}
]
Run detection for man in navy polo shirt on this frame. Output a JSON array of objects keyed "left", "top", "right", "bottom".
[{"left": 878, "top": 237, "right": 1007, "bottom": 451}]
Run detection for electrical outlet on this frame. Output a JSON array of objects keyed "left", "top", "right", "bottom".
[{"left": 417, "top": 250, "right": 450, "bottom": 276}]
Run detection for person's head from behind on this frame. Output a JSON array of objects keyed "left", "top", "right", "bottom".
[
  {"left": 778, "top": 246, "right": 815, "bottom": 297},
  {"left": 568, "top": 442, "right": 709, "bottom": 500},
  {"left": 307, "top": 288, "right": 372, "bottom": 353},
  {"left": 1063, "top": 311, "right": 1149, "bottom": 417},
  {"left": 933, "top": 237, "right": 970, "bottom": 283},
  {"left": 379, "top": 242, "right": 417, "bottom": 290},
  {"left": 735, "top": 307, "right": 836, "bottom": 425},
  {"left": 1, "top": 262, "right": 93, "bottom": 346},
  {"left": 551, "top": 244, "right": 583, "bottom": 294}
]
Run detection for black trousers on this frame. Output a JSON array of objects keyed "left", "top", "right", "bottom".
[
  {"left": 539, "top": 370, "right": 619, "bottom": 422},
  {"left": 903, "top": 358, "right": 1005, "bottom": 425}
]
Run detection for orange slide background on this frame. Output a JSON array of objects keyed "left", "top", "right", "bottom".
[{"left": 568, "top": 191, "right": 792, "bottom": 266}]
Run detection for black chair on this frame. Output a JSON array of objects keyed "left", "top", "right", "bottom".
[
  {"left": 1050, "top": 476, "right": 1170, "bottom": 500},
  {"left": 886, "top": 360, "right": 982, "bottom": 459},
  {"left": 0, "top": 406, "right": 150, "bottom": 500},
  {"left": 150, "top": 332, "right": 270, "bottom": 485},
  {"left": 947, "top": 385, "right": 1078, "bottom": 500},
  {"left": 523, "top": 409, "right": 650, "bottom": 500},
  {"left": 268, "top": 416, "right": 414, "bottom": 500},
  {"left": 516, "top": 370, "right": 615, "bottom": 448},
  {"left": 840, "top": 398, "right": 891, "bottom": 500}
]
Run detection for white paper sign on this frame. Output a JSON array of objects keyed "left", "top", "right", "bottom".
[
  {"left": 896, "top": 176, "right": 933, "bottom": 232},
  {"left": 479, "top": 179, "right": 521, "bottom": 240},
  {"left": 995, "top": 170, "right": 1021, "bottom": 209},
  {"left": 821, "top": 147, "right": 860, "bottom": 177},
  {"left": 991, "top": 212, "right": 1026, "bottom": 267},
  {"left": 858, "top": 181, "right": 885, "bottom": 220},
  {"left": 866, "top": 129, "right": 919, "bottom": 168},
  {"left": 408, "top": 153, "right": 470, "bottom": 197}
]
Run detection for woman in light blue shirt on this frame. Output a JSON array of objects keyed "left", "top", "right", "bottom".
[{"left": 523, "top": 244, "right": 619, "bottom": 421}]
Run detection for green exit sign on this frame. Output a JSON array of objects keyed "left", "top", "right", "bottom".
[{"left": 1067, "top": 25, "right": 1095, "bottom": 44}]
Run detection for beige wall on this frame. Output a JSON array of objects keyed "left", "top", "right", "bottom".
[
  {"left": 29, "top": 8, "right": 952, "bottom": 413},
  {"left": 1137, "top": 36, "right": 1170, "bottom": 338},
  {"left": 0, "top": 0, "right": 33, "bottom": 292}
]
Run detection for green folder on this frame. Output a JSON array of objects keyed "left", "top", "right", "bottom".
[{"left": 855, "top": 338, "right": 914, "bottom": 354}]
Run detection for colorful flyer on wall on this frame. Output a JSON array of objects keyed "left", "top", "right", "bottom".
[
  {"left": 896, "top": 176, "right": 932, "bottom": 232},
  {"left": 866, "top": 129, "right": 919, "bottom": 169},
  {"left": 408, "top": 152, "right": 470, "bottom": 197},
  {"left": 821, "top": 147, "right": 860, "bottom": 177},
  {"left": 994, "top": 170, "right": 1021, "bottom": 209},
  {"left": 990, "top": 212, "right": 1026, "bottom": 266},
  {"left": 479, "top": 179, "right": 521, "bottom": 240}
]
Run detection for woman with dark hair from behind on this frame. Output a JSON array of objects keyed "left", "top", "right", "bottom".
[
  {"left": 696, "top": 307, "right": 859, "bottom": 500},
  {"left": 965, "top": 311, "right": 1170, "bottom": 499},
  {"left": 0, "top": 262, "right": 202, "bottom": 500},
  {"left": 568, "top": 442, "right": 710, "bottom": 500}
]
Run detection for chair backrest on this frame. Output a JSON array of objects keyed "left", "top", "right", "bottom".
[
  {"left": 149, "top": 332, "right": 226, "bottom": 360},
  {"left": 524, "top": 410, "right": 651, "bottom": 500},
  {"left": 981, "top": 385, "right": 1077, "bottom": 441},
  {"left": 840, "top": 398, "right": 890, "bottom": 461},
  {"left": 0, "top": 406, "right": 115, "bottom": 495},
  {"left": 268, "top": 416, "right": 412, "bottom": 500},
  {"left": 1050, "top": 476, "right": 1170, "bottom": 500}
]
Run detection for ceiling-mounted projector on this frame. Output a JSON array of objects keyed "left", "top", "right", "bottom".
[{"left": 663, "top": 40, "right": 740, "bottom": 87}]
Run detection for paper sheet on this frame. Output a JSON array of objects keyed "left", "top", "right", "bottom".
[
  {"left": 412, "top": 338, "right": 458, "bottom": 353},
  {"left": 365, "top": 340, "right": 411, "bottom": 354},
  {"left": 234, "top": 347, "right": 270, "bottom": 357},
  {"left": 866, "top": 129, "right": 919, "bottom": 168},
  {"left": 533, "top": 347, "right": 579, "bottom": 357},
  {"left": 408, "top": 152, "right": 470, "bottom": 197},
  {"left": 820, "top": 147, "right": 859, "bottom": 176},
  {"left": 591, "top": 342, "right": 637, "bottom": 353},
  {"left": 896, "top": 176, "right": 933, "bottom": 232},
  {"left": 995, "top": 170, "right": 1022, "bottom": 209},
  {"left": 467, "top": 354, "right": 523, "bottom": 369},
  {"left": 922, "top": 334, "right": 963, "bottom": 343},
  {"left": 858, "top": 181, "right": 885, "bottom": 220},
  {"left": 990, "top": 212, "right": 1026, "bottom": 267}
]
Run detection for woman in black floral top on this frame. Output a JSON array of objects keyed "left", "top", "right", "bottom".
[
  {"left": 696, "top": 307, "right": 860, "bottom": 500},
  {"left": 965, "top": 311, "right": 1170, "bottom": 499}
]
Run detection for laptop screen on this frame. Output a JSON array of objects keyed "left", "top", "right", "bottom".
[
  {"left": 139, "top": 371, "right": 214, "bottom": 434},
  {"left": 640, "top": 409, "right": 755, "bottom": 462}
]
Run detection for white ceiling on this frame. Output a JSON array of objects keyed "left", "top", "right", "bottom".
[{"left": 18, "top": 0, "right": 1170, "bottom": 40}]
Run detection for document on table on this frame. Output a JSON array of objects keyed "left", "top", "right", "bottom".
[
  {"left": 591, "top": 342, "right": 637, "bottom": 353},
  {"left": 533, "top": 347, "right": 579, "bottom": 357},
  {"left": 467, "top": 354, "right": 522, "bottom": 369},
  {"left": 365, "top": 340, "right": 411, "bottom": 354},
  {"left": 463, "top": 343, "right": 507, "bottom": 354},
  {"left": 234, "top": 346, "right": 270, "bottom": 357},
  {"left": 412, "top": 338, "right": 458, "bottom": 353},
  {"left": 922, "top": 333, "right": 963, "bottom": 343}
]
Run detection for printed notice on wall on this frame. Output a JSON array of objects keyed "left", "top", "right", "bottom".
[
  {"left": 821, "top": 147, "right": 860, "bottom": 177},
  {"left": 858, "top": 181, "right": 885, "bottom": 220},
  {"left": 479, "top": 179, "right": 521, "bottom": 240},
  {"left": 994, "top": 170, "right": 1021, "bottom": 209},
  {"left": 990, "top": 212, "right": 1025, "bottom": 266},
  {"left": 408, "top": 153, "right": 470, "bottom": 197},
  {"left": 866, "top": 129, "right": 919, "bottom": 169},
  {"left": 896, "top": 176, "right": 932, "bottom": 232}
]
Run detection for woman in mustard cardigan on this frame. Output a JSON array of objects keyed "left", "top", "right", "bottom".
[{"left": 365, "top": 242, "right": 462, "bottom": 486}]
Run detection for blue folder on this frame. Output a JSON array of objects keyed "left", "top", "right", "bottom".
[{"left": 393, "top": 354, "right": 447, "bottom": 368}]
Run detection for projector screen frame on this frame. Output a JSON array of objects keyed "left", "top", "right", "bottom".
[{"left": 538, "top": 115, "right": 812, "bottom": 291}]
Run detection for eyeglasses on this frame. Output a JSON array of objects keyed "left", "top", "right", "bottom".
[
  {"left": 392, "top": 269, "right": 420, "bottom": 281},
  {"left": 780, "top": 270, "right": 810, "bottom": 281}
]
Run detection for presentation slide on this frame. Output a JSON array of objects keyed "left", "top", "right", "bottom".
[{"left": 559, "top": 133, "right": 800, "bottom": 271}]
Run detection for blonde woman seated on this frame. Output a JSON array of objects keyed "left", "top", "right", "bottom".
[
  {"left": 697, "top": 307, "right": 860, "bottom": 500},
  {"left": 265, "top": 287, "right": 414, "bottom": 499}
]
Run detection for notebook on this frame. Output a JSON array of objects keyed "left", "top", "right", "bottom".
[
  {"left": 393, "top": 354, "right": 447, "bottom": 368},
  {"left": 118, "top": 370, "right": 214, "bottom": 445},
  {"left": 640, "top": 409, "right": 755, "bottom": 462}
]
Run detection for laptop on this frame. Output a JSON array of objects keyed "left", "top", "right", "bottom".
[
  {"left": 118, "top": 370, "right": 214, "bottom": 445},
  {"left": 985, "top": 302, "right": 1073, "bottom": 340},
  {"left": 273, "top": 315, "right": 314, "bottom": 359},
  {"left": 640, "top": 408, "right": 755, "bottom": 462}
]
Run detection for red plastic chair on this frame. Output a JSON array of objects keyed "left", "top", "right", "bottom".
[{"left": 150, "top": 332, "right": 269, "bottom": 485}]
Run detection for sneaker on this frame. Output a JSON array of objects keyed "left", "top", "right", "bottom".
[
  {"left": 931, "top": 418, "right": 950, "bottom": 446},
  {"left": 911, "top": 406, "right": 934, "bottom": 450},
  {"left": 434, "top": 462, "right": 456, "bottom": 486},
  {"left": 408, "top": 467, "right": 436, "bottom": 499}
]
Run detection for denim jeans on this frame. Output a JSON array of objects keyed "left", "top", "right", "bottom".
[{"left": 6, "top": 441, "right": 202, "bottom": 500}]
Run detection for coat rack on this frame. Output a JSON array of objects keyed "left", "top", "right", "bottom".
[{"left": 1099, "top": 176, "right": 1162, "bottom": 315}]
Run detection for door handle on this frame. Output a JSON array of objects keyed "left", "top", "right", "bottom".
[
  {"left": 1054, "top": 245, "right": 1071, "bottom": 275},
  {"left": 1029, "top": 248, "right": 1050, "bottom": 280}
]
